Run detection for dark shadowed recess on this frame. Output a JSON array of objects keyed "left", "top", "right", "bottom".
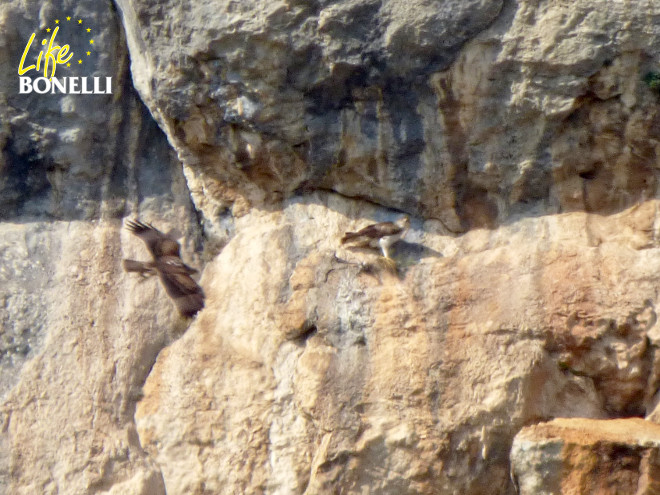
[
  {"left": 0, "top": 138, "right": 53, "bottom": 219},
  {"left": 302, "top": 64, "right": 429, "bottom": 212},
  {"left": 0, "top": 95, "right": 181, "bottom": 222}
]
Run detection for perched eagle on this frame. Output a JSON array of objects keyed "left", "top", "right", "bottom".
[
  {"left": 122, "top": 220, "right": 205, "bottom": 318},
  {"left": 341, "top": 216, "right": 410, "bottom": 259}
]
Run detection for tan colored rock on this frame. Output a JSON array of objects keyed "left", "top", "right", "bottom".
[
  {"left": 511, "top": 418, "right": 660, "bottom": 495},
  {"left": 6, "top": 0, "right": 660, "bottom": 494},
  {"left": 0, "top": 0, "right": 205, "bottom": 489},
  {"left": 0, "top": 221, "right": 170, "bottom": 495},
  {"left": 135, "top": 196, "right": 660, "bottom": 494}
]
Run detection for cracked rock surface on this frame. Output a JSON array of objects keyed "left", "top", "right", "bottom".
[{"left": 5, "top": 0, "right": 660, "bottom": 494}]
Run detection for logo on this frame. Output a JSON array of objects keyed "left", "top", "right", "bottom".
[{"left": 18, "top": 15, "right": 112, "bottom": 95}]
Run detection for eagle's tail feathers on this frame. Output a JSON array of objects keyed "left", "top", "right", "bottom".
[{"left": 174, "top": 293, "right": 205, "bottom": 318}]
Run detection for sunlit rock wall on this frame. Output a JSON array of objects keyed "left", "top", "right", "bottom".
[{"left": 4, "top": 0, "right": 660, "bottom": 494}]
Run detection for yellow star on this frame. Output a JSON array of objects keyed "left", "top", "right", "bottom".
[
  {"left": 55, "top": 19, "right": 59, "bottom": 23},
  {"left": 89, "top": 39, "right": 94, "bottom": 44},
  {"left": 78, "top": 19, "right": 82, "bottom": 24},
  {"left": 46, "top": 28, "right": 51, "bottom": 32},
  {"left": 66, "top": 62, "right": 70, "bottom": 67},
  {"left": 66, "top": 16, "right": 71, "bottom": 21},
  {"left": 78, "top": 59, "right": 82, "bottom": 64},
  {"left": 86, "top": 28, "right": 91, "bottom": 32},
  {"left": 86, "top": 51, "right": 91, "bottom": 56}
]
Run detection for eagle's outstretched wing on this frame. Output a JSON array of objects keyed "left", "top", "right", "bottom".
[
  {"left": 124, "top": 220, "right": 204, "bottom": 317},
  {"left": 341, "top": 221, "right": 405, "bottom": 244},
  {"left": 122, "top": 259, "right": 156, "bottom": 275},
  {"left": 125, "top": 220, "right": 181, "bottom": 258},
  {"left": 341, "top": 216, "right": 410, "bottom": 259}
]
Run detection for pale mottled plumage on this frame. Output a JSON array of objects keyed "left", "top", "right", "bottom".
[{"left": 341, "top": 216, "right": 410, "bottom": 259}]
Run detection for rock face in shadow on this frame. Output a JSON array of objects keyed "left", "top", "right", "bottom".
[
  {"left": 0, "top": 1, "right": 201, "bottom": 493},
  {"left": 114, "top": 0, "right": 505, "bottom": 232},
  {"left": 1, "top": 0, "right": 124, "bottom": 221},
  {"left": 114, "top": 0, "right": 660, "bottom": 233},
  {"left": 5, "top": 0, "right": 660, "bottom": 494}
]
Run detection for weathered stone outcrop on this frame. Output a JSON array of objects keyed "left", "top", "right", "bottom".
[
  {"left": 0, "top": 1, "right": 201, "bottom": 493},
  {"left": 511, "top": 418, "right": 660, "bottom": 494},
  {"left": 114, "top": 0, "right": 660, "bottom": 234},
  {"left": 1, "top": 0, "right": 126, "bottom": 221},
  {"left": 114, "top": 0, "right": 505, "bottom": 232},
  {"left": 4, "top": 0, "right": 660, "bottom": 494},
  {"left": 133, "top": 198, "right": 660, "bottom": 494}
]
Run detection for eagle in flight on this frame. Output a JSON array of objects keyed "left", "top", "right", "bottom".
[
  {"left": 123, "top": 220, "right": 205, "bottom": 318},
  {"left": 341, "top": 215, "right": 410, "bottom": 259}
]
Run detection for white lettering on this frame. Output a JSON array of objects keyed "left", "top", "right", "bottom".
[
  {"left": 69, "top": 77, "right": 80, "bottom": 94},
  {"left": 17, "top": 76, "right": 114, "bottom": 95},
  {"left": 50, "top": 77, "right": 66, "bottom": 94},
  {"left": 81, "top": 77, "right": 92, "bottom": 94},
  {"left": 33, "top": 77, "right": 49, "bottom": 94},
  {"left": 19, "top": 76, "right": 32, "bottom": 94}
]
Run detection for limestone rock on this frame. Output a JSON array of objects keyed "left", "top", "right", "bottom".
[
  {"left": 135, "top": 196, "right": 660, "bottom": 494},
  {"left": 511, "top": 418, "right": 660, "bottom": 495},
  {"left": 113, "top": 0, "right": 505, "bottom": 230},
  {"left": 0, "top": 2, "right": 202, "bottom": 493},
  {"left": 0, "top": 0, "right": 125, "bottom": 220},
  {"left": 5, "top": 0, "right": 660, "bottom": 494},
  {"left": 114, "top": 0, "right": 660, "bottom": 234}
]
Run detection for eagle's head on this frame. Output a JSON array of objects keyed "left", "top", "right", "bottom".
[
  {"left": 155, "top": 238, "right": 181, "bottom": 257},
  {"left": 396, "top": 215, "right": 410, "bottom": 231}
]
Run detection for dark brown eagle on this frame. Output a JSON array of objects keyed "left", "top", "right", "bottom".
[
  {"left": 122, "top": 220, "right": 205, "bottom": 318},
  {"left": 341, "top": 216, "right": 410, "bottom": 259}
]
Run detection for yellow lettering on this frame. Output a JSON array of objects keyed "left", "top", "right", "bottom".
[
  {"left": 17, "top": 26, "right": 73, "bottom": 79},
  {"left": 18, "top": 33, "right": 36, "bottom": 75},
  {"left": 43, "top": 27, "right": 62, "bottom": 78},
  {"left": 57, "top": 44, "right": 72, "bottom": 64}
]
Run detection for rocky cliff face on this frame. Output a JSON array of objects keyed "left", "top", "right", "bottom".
[{"left": 4, "top": 0, "right": 660, "bottom": 494}]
